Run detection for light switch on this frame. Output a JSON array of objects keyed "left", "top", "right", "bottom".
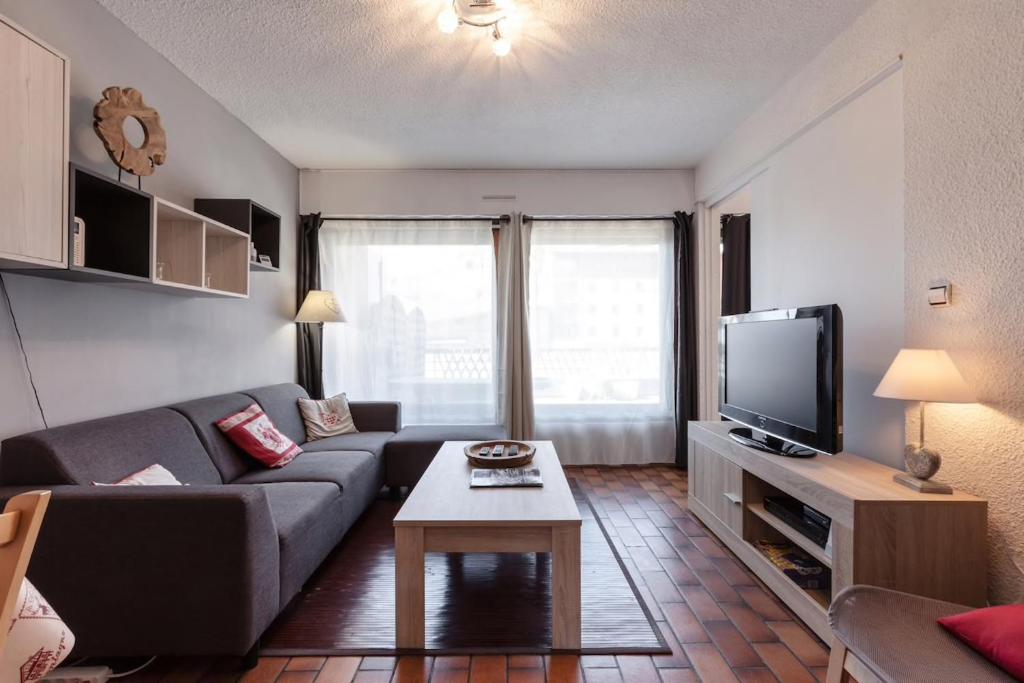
[{"left": 928, "top": 280, "right": 951, "bottom": 307}]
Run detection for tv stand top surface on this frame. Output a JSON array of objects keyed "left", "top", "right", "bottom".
[{"left": 689, "top": 421, "right": 983, "bottom": 518}]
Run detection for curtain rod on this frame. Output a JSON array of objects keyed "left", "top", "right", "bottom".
[
  {"left": 322, "top": 214, "right": 508, "bottom": 222},
  {"left": 525, "top": 214, "right": 675, "bottom": 223}
]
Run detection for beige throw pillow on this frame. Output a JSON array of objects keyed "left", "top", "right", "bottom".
[{"left": 298, "top": 393, "right": 358, "bottom": 441}]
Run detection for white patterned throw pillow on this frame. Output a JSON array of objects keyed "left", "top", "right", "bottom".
[
  {"left": 298, "top": 393, "right": 358, "bottom": 441},
  {"left": 0, "top": 579, "right": 74, "bottom": 682}
]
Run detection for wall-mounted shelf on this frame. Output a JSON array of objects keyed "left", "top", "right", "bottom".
[
  {"left": 193, "top": 198, "right": 281, "bottom": 272},
  {"left": 66, "top": 163, "right": 152, "bottom": 283},
  {"left": 153, "top": 198, "right": 250, "bottom": 298},
  {"left": 10, "top": 164, "right": 250, "bottom": 299}
]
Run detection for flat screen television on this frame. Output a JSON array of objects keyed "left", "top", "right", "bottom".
[{"left": 719, "top": 304, "right": 843, "bottom": 457}]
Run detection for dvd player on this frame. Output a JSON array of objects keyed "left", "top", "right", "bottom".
[{"left": 763, "top": 495, "right": 831, "bottom": 549}]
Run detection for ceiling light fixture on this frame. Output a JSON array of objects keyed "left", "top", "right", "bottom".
[{"left": 437, "top": 0, "right": 519, "bottom": 57}]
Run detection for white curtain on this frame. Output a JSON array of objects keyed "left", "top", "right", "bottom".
[
  {"left": 320, "top": 219, "right": 497, "bottom": 424},
  {"left": 496, "top": 213, "right": 534, "bottom": 439},
  {"left": 528, "top": 220, "right": 676, "bottom": 465}
]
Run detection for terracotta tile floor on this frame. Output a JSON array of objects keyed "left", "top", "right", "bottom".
[{"left": 123, "top": 466, "right": 833, "bottom": 682}]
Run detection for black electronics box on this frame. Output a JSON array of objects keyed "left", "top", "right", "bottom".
[{"left": 763, "top": 495, "right": 832, "bottom": 548}]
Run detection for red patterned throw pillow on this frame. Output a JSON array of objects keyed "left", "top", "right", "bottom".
[
  {"left": 938, "top": 604, "right": 1024, "bottom": 680},
  {"left": 217, "top": 403, "right": 302, "bottom": 468}
]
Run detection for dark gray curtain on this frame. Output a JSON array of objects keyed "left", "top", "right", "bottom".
[
  {"left": 721, "top": 214, "right": 751, "bottom": 316},
  {"left": 297, "top": 213, "right": 324, "bottom": 399},
  {"left": 673, "top": 211, "right": 698, "bottom": 468}
]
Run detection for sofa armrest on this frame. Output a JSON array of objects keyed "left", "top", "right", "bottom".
[
  {"left": 0, "top": 485, "right": 280, "bottom": 657},
  {"left": 349, "top": 401, "right": 402, "bottom": 433}
]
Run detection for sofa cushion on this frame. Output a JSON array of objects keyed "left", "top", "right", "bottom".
[
  {"left": 232, "top": 451, "right": 378, "bottom": 496},
  {"left": 384, "top": 424, "right": 507, "bottom": 487},
  {"left": 243, "top": 384, "right": 309, "bottom": 446},
  {"left": 301, "top": 432, "right": 393, "bottom": 457},
  {"left": 256, "top": 482, "right": 344, "bottom": 607},
  {"left": 0, "top": 409, "right": 222, "bottom": 486},
  {"left": 217, "top": 404, "right": 302, "bottom": 469},
  {"left": 96, "top": 464, "right": 182, "bottom": 486},
  {"left": 299, "top": 393, "right": 358, "bottom": 440},
  {"left": 171, "top": 392, "right": 258, "bottom": 482}
]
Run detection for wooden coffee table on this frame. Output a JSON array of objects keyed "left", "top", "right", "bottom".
[{"left": 393, "top": 440, "right": 582, "bottom": 650}]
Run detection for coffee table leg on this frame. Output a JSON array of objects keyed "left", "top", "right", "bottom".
[
  {"left": 551, "top": 524, "right": 582, "bottom": 650},
  {"left": 395, "top": 526, "right": 425, "bottom": 649}
]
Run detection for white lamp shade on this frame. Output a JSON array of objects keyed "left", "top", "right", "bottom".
[
  {"left": 874, "top": 348, "right": 976, "bottom": 403},
  {"left": 295, "top": 290, "right": 346, "bottom": 323}
]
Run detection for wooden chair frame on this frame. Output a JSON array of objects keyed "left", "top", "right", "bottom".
[
  {"left": 828, "top": 639, "right": 887, "bottom": 683},
  {"left": 0, "top": 491, "right": 52, "bottom": 656}
]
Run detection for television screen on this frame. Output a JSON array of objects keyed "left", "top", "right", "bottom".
[
  {"left": 719, "top": 305, "right": 842, "bottom": 455},
  {"left": 725, "top": 318, "right": 818, "bottom": 431}
]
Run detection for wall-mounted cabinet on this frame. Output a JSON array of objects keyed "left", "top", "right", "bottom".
[
  {"left": 194, "top": 198, "right": 281, "bottom": 272},
  {"left": 15, "top": 164, "right": 250, "bottom": 299},
  {"left": 0, "top": 14, "right": 69, "bottom": 269}
]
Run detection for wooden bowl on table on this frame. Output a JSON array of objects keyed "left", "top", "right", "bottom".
[{"left": 464, "top": 440, "right": 536, "bottom": 469}]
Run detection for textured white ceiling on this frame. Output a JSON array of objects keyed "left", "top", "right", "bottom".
[{"left": 95, "top": 0, "right": 871, "bottom": 170}]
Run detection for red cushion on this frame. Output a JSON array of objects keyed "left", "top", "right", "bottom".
[
  {"left": 216, "top": 403, "right": 301, "bottom": 468},
  {"left": 938, "top": 604, "right": 1024, "bottom": 680}
]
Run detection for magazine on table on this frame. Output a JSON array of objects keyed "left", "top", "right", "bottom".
[{"left": 470, "top": 466, "right": 543, "bottom": 488}]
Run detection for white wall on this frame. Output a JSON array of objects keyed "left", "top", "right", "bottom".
[
  {"left": 301, "top": 170, "right": 693, "bottom": 216},
  {"left": 747, "top": 71, "right": 906, "bottom": 467},
  {"left": 0, "top": 0, "right": 298, "bottom": 440},
  {"left": 698, "top": 0, "right": 1024, "bottom": 604}
]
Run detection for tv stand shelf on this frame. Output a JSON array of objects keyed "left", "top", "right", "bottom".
[
  {"left": 746, "top": 502, "right": 832, "bottom": 568},
  {"left": 687, "top": 420, "right": 987, "bottom": 642}
]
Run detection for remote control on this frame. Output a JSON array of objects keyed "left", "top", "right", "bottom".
[
  {"left": 509, "top": 445, "right": 519, "bottom": 456},
  {"left": 479, "top": 447, "right": 491, "bottom": 457},
  {"left": 493, "top": 445, "right": 504, "bottom": 457}
]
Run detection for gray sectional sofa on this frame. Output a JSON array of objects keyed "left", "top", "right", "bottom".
[{"left": 0, "top": 383, "right": 505, "bottom": 659}]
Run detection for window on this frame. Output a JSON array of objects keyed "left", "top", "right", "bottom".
[
  {"left": 529, "top": 220, "right": 674, "bottom": 421},
  {"left": 319, "top": 219, "right": 497, "bottom": 424}
]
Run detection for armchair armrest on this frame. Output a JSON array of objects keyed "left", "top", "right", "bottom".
[
  {"left": 349, "top": 401, "right": 402, "bottom": 433},
  {"left": 0, "top": 485, "right": 280, "bottom": 657}
]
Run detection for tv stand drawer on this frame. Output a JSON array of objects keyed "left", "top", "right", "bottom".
[{"left": 689, "top": 442, "right": 743, "bottom": 535}]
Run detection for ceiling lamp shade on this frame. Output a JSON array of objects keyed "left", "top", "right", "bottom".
[
  {"left": 295, "top": 290, "right": 346, "bottom": 323},
  {"left": 873, "top": 348, "right": 976, "bottom": 403}
]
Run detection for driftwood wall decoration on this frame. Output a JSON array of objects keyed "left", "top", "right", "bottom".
[{"left": 93, "top": 86, "right": 167, "bottom": 176}]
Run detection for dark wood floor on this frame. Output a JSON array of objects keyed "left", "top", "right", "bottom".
[
  {"left": 123, "top": 466, "right": 833, "bottom": 682},
  {"left": 262, "top": 483, "right": 663, "bottom": 653}
]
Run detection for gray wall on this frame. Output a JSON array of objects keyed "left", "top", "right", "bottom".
[{"left": 0, "top": 0, "right": 298, "bottom": 440}]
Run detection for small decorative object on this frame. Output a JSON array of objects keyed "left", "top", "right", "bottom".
[
  {"left": 204, "top": 272, "right": 212, "bottom": 288},
  {"left": 250, "top": 243, "right": 258, "bottom": 262},
  {"left": 295, "top": 290, "right": 346, "bottom": 324},
  {"left": 71, "top": 217, "right": 85, "bottom": 267},
  {"left": 465, "top": 440, "right": 535, "bottom": 469},
  {"left": 93, "top": 86, "right": 167, "bottom": 177},
  {"left": 258, "top": 254, "right": 273, "bottom": 267},
  {"left": 874, "top": 348, "right": 977, "bottom": 494},
  {"left": 155, "top": 261, "right": 165, "bottom": 281}
]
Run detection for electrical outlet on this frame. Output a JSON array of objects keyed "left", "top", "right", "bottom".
[{"left": 40, "top": 666, "right": 113, "bottom": 683}]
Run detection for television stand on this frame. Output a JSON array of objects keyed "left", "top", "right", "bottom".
[
  {"left": 728, "top": 427, "right": 816, "bottom": 458},
  {"left": 688, "top": 420, "right": 988, "bottom": 642}
]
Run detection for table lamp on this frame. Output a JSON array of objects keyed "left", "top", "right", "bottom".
[
  {"left": 295, "top": 290, "right": 346, "bottom": 324},
  {"left": 873, "top": 348, "right": 976, "bottom": 494}
]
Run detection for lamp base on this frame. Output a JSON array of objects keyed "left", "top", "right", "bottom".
[{"left": 893, "top": 472, "right": 953, "bottom": 494}]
